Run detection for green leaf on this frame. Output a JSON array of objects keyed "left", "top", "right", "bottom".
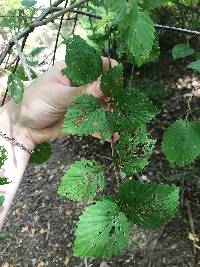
[
  {"left": 0, "top": 177, "right": 10, "bottom": 185},
  {"left": 187, "top": 60, "right": 200, "bottom": 73},
  {"left": 62, "top": 94, "right": 111, "bottom": 140},
  {"left": 109, "top": 88, "right": 159, "bottom": 132},
  {"left": 101, "top": 64, "right": 124, "bottom": 97},
  {"left": 15, "top": 66, "right": 37, "bottom": 81},
  {"left": 74, "top": 198, "right": 130, "bottom": 258},
  {"left": 172, "top": 44, "right": 194, "bottom": 60},
  {"left": 58, "top": 158, "right": 105, "bottom": 201},
  {"left": 116, "top": 180, "right": 180, "bottom": 228},
  {"left": 0, "top": 195, "right": 5, "bottom": 206},
  {"left": 29, "top": 142, "right": 52, "bottom": 164},
  {"left": 113, "top": 127, "right": 156, "bottom": 174},
  {"left": 105, "top": 0, "right": 139, "bottom": 26},
  {"left": 143, "top": 0, "right": 169, "bottom": 9},
  {"left": 122, "top": 11, "right": 155, "bottom": 66},
  {"left": 162, "top": 120, "right": 200, "bottom": 166},
  {"left": 21, "top": 0, "right": 37, "bottom": 8},
  {"left": 7, "top": 73, "right": 24, "bottom": 104},
  {"left": 0, "top": 146, "right": 8, "bottom": 169},
  {"left": 62, "top": 35, "right": 103, "bottom": 86}
]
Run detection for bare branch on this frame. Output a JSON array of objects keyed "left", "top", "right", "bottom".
[
  {"left": 154, "top": 24, "right": 200, "bottom": 36},
  {"left": 52, "top": 0, "right": 69, "bottom": 65},
  {"left": 71, "top": 9, "right": 200, "bottom": 36},
  {"left": 0, "top": 0, "right": 66, "bottom": 66}
]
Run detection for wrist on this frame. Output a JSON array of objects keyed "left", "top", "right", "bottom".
[{"left": 0, "top": 101, "right": 36, "bottom": 152}]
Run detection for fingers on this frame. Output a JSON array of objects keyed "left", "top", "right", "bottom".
[{"left": 102, "top": 57, "right": 118, "bottom": 71}]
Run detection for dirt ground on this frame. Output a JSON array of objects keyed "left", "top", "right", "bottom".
[{"left": 0, "top": 50, "right": 200, "bottom": 267}]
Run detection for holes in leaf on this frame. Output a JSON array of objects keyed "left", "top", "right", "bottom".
[
  {"left": 91, "top": 241, "right": 96, "bottom": 248},
  {"left": 109, "top": 226, "right": 115, "bottom": 237}
]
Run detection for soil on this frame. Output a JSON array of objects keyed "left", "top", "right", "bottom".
[{"left": 0, "top": 51, "right": 200, "bottom": 267}]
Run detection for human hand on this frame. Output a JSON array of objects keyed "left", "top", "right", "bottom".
[{"left": 12, "top": 58, "right": 118, "bottom": 146}]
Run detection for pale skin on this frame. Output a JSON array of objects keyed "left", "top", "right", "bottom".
[{"left": 0, "top": 58, "right": 118, "bottom": 230}]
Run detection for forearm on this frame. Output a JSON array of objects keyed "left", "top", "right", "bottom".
[{"left": 0, "top": 102, "right": 35, "bottom": 230}]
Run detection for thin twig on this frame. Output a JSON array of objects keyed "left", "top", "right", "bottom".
[
  {"left": 52, "top": 0, "right": 69, "bottom": 65},
  {"left": 111, "top": 142, "right": 120, "bottom": 187},
  {"left": 70, "top": 12, "right": 79, "bottom": 36},
  {"left": 185, "top": 199, "right": 197, "bottom": 254},
  {"left": 13, "top": 37, "right": 32, "bottom": 81},
  {"left": 84, "top": 257, "right": 88, "bottom": 267},
  {"left": 129, "top": 66, "right": 134, "bottom": 88},
  {"left": 1, "top": 1, "right": 200, "bottom": 67},
  {"left": 154, "top": 24, "right": 200, "bottom": 36},
  {"left": 71, "top": 9, "right": 200, "bottom": 36}
]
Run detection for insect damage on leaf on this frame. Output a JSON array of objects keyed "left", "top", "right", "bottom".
[
  {"left": 62, "top": 94, "right": 111, "bottom": 140},
  {"left": 116, "top": 180, "right": 180, "bottom": 228},
  {"left": 74, "top": 198, "right": 130, "bottom": 258},
  {"left": 113, "top": 127, "right": 156, "bottom": 174},
  {"left": 62, "top": 35, "right": 103, "bottom": 86},
  {"left": 58, "top": 158, "right": 105, "bottom": 201}
]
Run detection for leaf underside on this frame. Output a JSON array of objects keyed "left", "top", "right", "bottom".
[
  {"left": 172, "top": 44, "right": 194, "bottom": 60},
  {"left": 162, "top": 120, "right": 200, "bottom": 166},
  {"left": 74, "top": 198, "right": 130, "bottom": 258},
  {"left": 7, "top": 73, "right": 24, "bottom": 104}
]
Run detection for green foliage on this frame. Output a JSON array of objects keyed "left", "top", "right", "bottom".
[
  {"left": 116, "top": 180, "right": 180, "bottom": 228},
  {"left": 7, "top": 73, "right": 24, "bottom": 104},
  {"left": 134, "top": 79, "right": 167, "bottom": 106},
  {"left": 62, "top": 94, "right": 111, "bottom": 140},
  {"left": 29, "top": 142, "right": 52, "bottom": 164},
  {"left": 58, "top": 158, "right": 105, "bottom": 201},
  {"left": 105, "top": 0, "right": 139, "bottom": 26},
  {"left": 143, "top": 0, "right": 169, "bottom": 9},
  {"left": 101, "top": 64, "right": 124, "bottom": 97},
  {"left": 120, "top": 11, "right": 155, "bottom": 66},
  {"left": 162, "top": 120, "right": 200, "bottom": 166},
  {"left": 0, "top": 195, "right": 5, "bottom": 206},
  {"left": 62, "top": 36, "right": 103, "bottom": 86},
  {"left": 187, "top": 60, "right": 200, "bottom": 73},
  {"left": 113, "top": 128, "right": 156, "bottom": 174},
  {"left": 15, "top": 66, "right": 37, "bottom": 81},
  {"left": 109, "top": 88, "right": 159, "bottom": 132},
  {"left": 172, "top": 44, "right": 194, "bottom": 60},
  {"left": 0, "top": 146, "right": 8, "bottom": 169},
  {"left": 74, "top": 198, "right": 130, "bottom": 258},
  {"left": 21, "top": 0, "right": 37, "bottom": 8},
  {"left": 0, "top": 177, "right": 10, "bottom": 185}
]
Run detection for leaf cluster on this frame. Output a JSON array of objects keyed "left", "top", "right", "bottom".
[{"left": 58, "top": 36, "right": 180, "bottom": 259}]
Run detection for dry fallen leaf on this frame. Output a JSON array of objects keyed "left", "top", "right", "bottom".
[
  {"left": 21, "top": 226, "right": 28, "bottom": 233},
  {"left": 188, "top": 232, "right": 199, "bottom": 242},
  {"left": 37, "top": 261, "right": 45, "bottom": 267},
  {"left": 40, "top": 228, "right": 46, "bottom": 234}
]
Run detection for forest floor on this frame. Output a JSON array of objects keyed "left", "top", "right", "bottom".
[{"left": 0, "top": 49, "right": 200, "bottom": 267}]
